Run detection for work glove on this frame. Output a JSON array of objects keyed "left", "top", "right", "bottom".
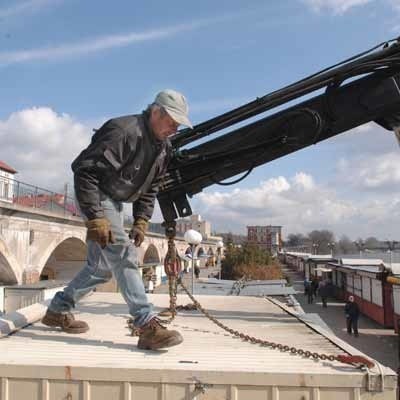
[
  {"left": 129, "top": 217, "right": 148, "bottom": 247},
  {"left": 85, "top": 218, "right": 115, "bottom": 248}
]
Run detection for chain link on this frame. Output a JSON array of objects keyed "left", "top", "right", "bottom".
[
  {"left": 177, "top": 277, "right": 345, "bottom": 364},
  {"left": 160, "top": 225, "right": 373, "bottom": 369}
]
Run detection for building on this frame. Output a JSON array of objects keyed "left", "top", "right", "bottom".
[
  {"left": 0, "top": 161, "right": 17, "bottom": 203},
  {"left": 247, "top": 225, "right": 282, "bottom": 253},
  {"left": 175, "top": 214, "right": 211, "bottom": 239}
]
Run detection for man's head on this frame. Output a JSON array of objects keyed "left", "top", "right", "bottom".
[
  {"left": 348, "top": 295, "right": 354, "bottom": 302},
  {"left": 148, "top": 89, "right": 192, "bottom": 141}
]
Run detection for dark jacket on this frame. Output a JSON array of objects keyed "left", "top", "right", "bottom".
[
  {"left": 72, "top": 113, "right": 171, "bottom": 220},
  {"left": 345, "top": 301, "right": 360, "bottom": 319},
  {"left": 318, "top": 281, "right": 333, "bottom": 298}
]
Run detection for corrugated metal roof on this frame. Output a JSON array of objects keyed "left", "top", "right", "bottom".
[
  {"left": 239, "top": 285, "right": 296, "bottom": 296},
  {"left": 308, "top": 255, "right": 334, "bottom": 260},
  {"left": 193, "top": 278, "right": 294, "bottom": 296},
  {"left": 385, "top": 263, "right": 400, "bottom": 275},
  {"left": 340, "top": 258, "right": 383, "bottom": 266},
  {"left": 4, "top": 280, "right": 68, "bottom": 290},
  {"left": 0, "top": 293, "right": 396, "bottom": 398},
  {"left": 339, "top": 265, "right": 382, "bottom": 273},
  {"left": 0, "top": 293, "right": 390, "bottom": 377}
]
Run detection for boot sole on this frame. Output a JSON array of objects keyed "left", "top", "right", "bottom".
[{"left": 137, "top": 335, "right": 183, "bottom": 350}]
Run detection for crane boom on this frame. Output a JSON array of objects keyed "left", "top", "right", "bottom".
[{"left": 158, "top": 39, "right": 400, "bottom": 223}]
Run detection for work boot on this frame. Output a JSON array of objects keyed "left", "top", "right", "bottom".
[
  {"left": 137, "top": 317, "right": 183, "bottom": 350},
  {"left": 41, "top": 309, "right": 89, "bottom": 334}
]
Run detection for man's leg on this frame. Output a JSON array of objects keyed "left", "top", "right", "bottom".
[
  {"left": 43, "top": 219, "right": 114, "bottom": 333},
  {"left": 100, "top": 197, "right": 183, "bottom": 349},
  {"left": 98, "top": 198, "right": 154, "bottom": 327},
  {"left": 353, "top": 319, "right": 359, "bottom": 337},
  {"left": 346, "top": 317, "right": 352, "bottom": 334},
  {"left": 48, "top": 241, "right": 113, "bottom": 313}
]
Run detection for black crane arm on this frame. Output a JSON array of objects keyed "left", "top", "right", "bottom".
[{"left": 157, "top": 39, "right": 400, "bottom": 223}]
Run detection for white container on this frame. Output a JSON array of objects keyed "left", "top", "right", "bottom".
[
  {"left": 0, "top": 293, "right": 396, "bottom": 399},
  {"left": 3, "top": 280, "right": 65, "bottom": 313}
]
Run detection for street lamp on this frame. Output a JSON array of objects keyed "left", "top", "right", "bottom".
[
  {"left": 312, "top": 243, "right": 319, "bottom": 255},
  {"left": 385, "top": 240, "right": 398, "bottom": 268},
  {"left": 184, "top": 229, "right": 202, "bottom": 294},
  {"left": 328, "top": 242, "right": 335, "bottom": 257},
  {"left": 216, "top": 240, "right": 224, "bottom": 280},
  {"left": 354, "top": 240, "right": 364, "bottom": 258}
]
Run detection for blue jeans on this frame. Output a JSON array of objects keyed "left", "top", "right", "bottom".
[{"left": 49, "top": 197, "right": 155, "bottom": 327}]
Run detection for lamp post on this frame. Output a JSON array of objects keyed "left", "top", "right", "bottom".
[
  {"left": 328, "top": 242, "right": 335, "bottom": 257},
  {"left": 312, "top": 243, "right": 319, "bottom": 255},
  {"left": 216, "top": 240, "right": 224, "bottom": 280},
  {"left": 354, "top": 240, "right": 364, "bottom": 258},
  {"left": 184, "top": 229, "right": 202, "bottom": 294},
  {"left": 385, "top": 240, "right": 398, "bottom": 268}
]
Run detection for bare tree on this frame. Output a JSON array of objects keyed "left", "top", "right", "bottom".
[
  {"left": 307, "top": 230, "right": 335, "bottom": 254},
  {"left": 286, "top": 233, "right": 308, "bottom": 247},
  {"left": 337, "top": 235, "right": 357, "bottom": 254}
]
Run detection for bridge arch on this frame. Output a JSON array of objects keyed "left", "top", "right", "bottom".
[
  {"left": 0, "top": 238, "right": 21, "bottom": 284},
  {"left": 38, "top": 237, "right": 87, "bottom": 281},
  {"left": 197, "top": 246, "right": 205, "bottom": 258},
  {"left": 143, "top": 244, "right": 161, "bottom": 264}
]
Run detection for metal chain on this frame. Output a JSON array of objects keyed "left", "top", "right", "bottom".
[
  {"left": 161, "top": 223, "right": 374, "bottom": 369},
  {"left": 161, "top": 236, "right": 178, "bottom": 323},
  {"left": 176, "top": 278, "right": 374, "bottom": 368}
]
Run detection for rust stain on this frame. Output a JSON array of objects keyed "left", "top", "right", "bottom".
[{"left": 65, "top": 366, "right": 72, "bottom": 380}]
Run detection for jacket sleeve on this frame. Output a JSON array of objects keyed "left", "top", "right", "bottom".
[
  {"left": 131, "top": 173, "right": 163, "bottom": 221},
  {"left": 73, "top": 120, "right": 130, "bottom": 220},
  {"left": 132, "top": 145, "right": 172, "bottom": 221}
]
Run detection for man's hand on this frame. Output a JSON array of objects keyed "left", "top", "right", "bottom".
[
  {"left": 129, "top": 217, "right": 148, "bottom": 247},
  {"left": 85, "top": 218, "right": 115, "bottom": 248}
]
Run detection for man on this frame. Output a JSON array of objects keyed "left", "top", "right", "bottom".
[
  {"left": 318, "top": 280, "right": 329, "bottom": 308},
  {"left": 345, "top": 295, "right": 360, "bottom": 337},
  {"left": 41, "top": 89, "right": 192, "bottom": 350},
  {"left": 305, "top": 278, "right": 313, "bottom": 304}
]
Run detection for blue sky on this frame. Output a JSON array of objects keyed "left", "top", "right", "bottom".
[{"left": 1, "top": 0, "right": 400, "bottom": 239}]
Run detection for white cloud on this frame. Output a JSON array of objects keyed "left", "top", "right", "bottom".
[
  {"left": 302, "top": 0, "right": 400, "bottom": 17},
  {"left": 302, "top": 0, "right": 373, "bottom": 13},
  {"left": 0, "top": 25, "right": 191, "bottom": 66},
  {"left": 337, "top": 151, "right": 400, "bottom": 190},
  {"left": 2, "top": 105, "right": 400, "bottom": 240},
  {"left": 0, "top": 107, "right": 91, "bottom": 191},
  {"left": 0, "top": 0, "right": 59, "bottom": 18},
  {"left": 194, "top": 171, "right": 400, "bottom": 239},
  {"left": 388, "top": 0, "right": 400, "bottom": 12},
  {"left": 302, "top": 0, "right": 373, "bottom": 14},
  {"left": 0, "top": 11, "right": 255, "bottom": 66}
]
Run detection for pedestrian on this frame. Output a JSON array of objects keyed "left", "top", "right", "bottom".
[
  {"left": 194, "top": 265, "right": 200, "bottom": 279},
  {"left": 345, "top": 295, "right": 360, "bottom": 337},
  {"left": 311, "top": 276, "right": 319, "bottom": 297},
  {"left": 303, "top": 277, "right": 308, "bottom": 295},
  {"left": 318, "top": 280, "right": 329, "bottom": 308},
  {"left": 305, "top": 279, "right": 313, "bottom": 304},
  {"left": 41, "top": 90, "right": 192, "bottom": 350}
]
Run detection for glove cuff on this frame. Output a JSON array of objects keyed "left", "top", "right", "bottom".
[
  {"left": 133, "top": 217, "right": 148, "bottom": 232},
  {"left": 85, "top": 218, "right": 110, "bottom": 229}
]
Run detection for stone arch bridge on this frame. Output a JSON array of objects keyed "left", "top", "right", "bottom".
[{"left": 0, "top": 201, "right": 221, "bottom": 285}]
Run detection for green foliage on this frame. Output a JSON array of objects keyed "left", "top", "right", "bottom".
[{"left": 221, "top": 242, "right": 282, "bottom": 280}]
